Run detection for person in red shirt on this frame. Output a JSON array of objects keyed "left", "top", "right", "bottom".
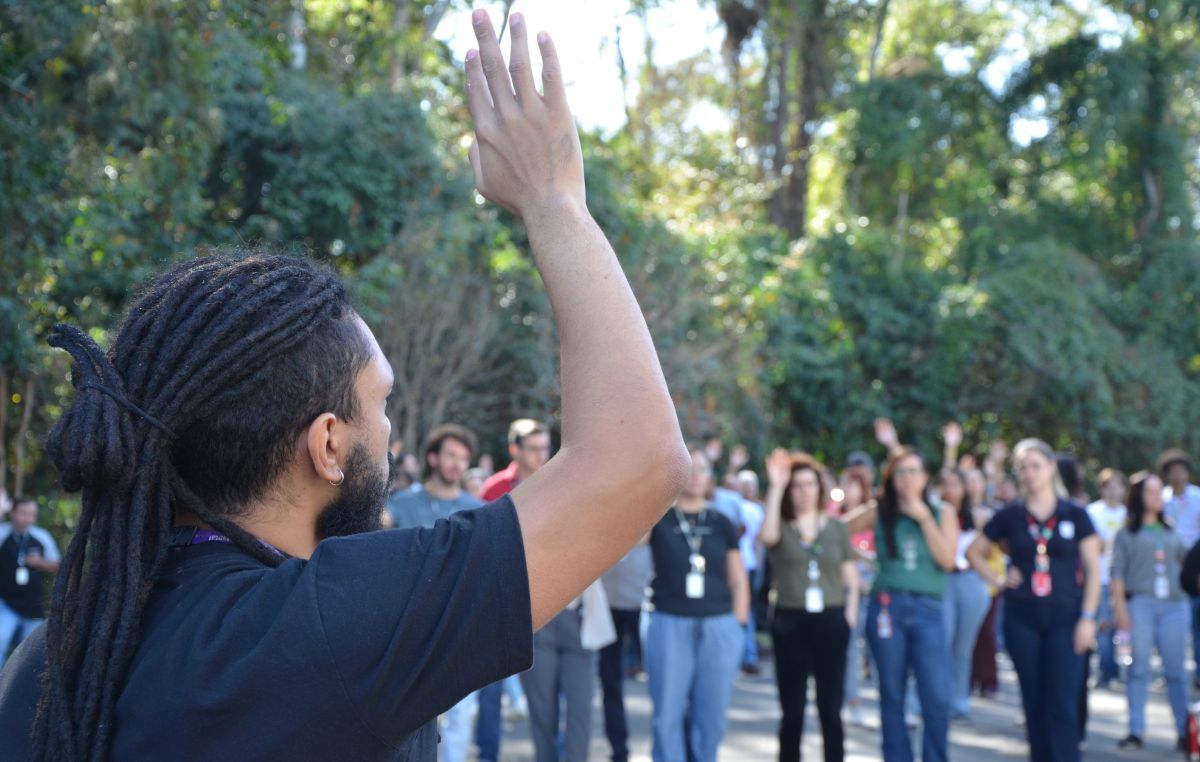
[
  {"left": 475, "top": 418, "right": 553, "bottom": 761},
  {"left": 481, "top": 419, "right": 552, "bottom": 502}
]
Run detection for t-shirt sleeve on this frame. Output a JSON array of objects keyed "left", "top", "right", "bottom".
[
  {"left": 31, "top": 527, "right": 60, "bottom": 562},
  {"left": 835, "top": 521, "right": 853, "bottom": 564},
  {"left": 1182, "top": 537, "right": 1200, "bottom": 597},
  {"left": 1073, "top": 507, "right": 1096, "bottom": 541},
  {"left": 718, "top": 514, "right": 739, "bottom": 552},
  {"left": 983, "top": 507, "right": 1008, "bottom": 543},
  {"left": 308, "top": 495, "right": 532, "bottom": 741}
]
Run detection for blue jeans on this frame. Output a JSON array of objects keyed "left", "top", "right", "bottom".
[
  {"left": 645, "top": 611, "right": 742, "bottom": 762},
  {"left": 475, "top": 680, "right": 503, "bottom": 761},
  {"left": 1095, "top": 586, "right": 1119, "bottom": 683},
  {"left": 942, "top": 572, "right": 990, "bottom": 718},
  {"left": 1003, "top": 598, "right": 1084, "bottom": 762},
  {"left": 0, "top": 600, "right": 42, "bottom": 669},
  {"left": 441, "top": 692, "right": 478, "bottom": 762},
  {"left": 1128, "top": 596, "right": 1190, "bottom": 738},
  {"left": 743, "top": 565, "right": 764, "bottom": 667},
  {"left": 866, "top": 591, "right": 950, "bottom": 762}
]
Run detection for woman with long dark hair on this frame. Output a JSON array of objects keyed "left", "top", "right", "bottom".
[
  {"left": 761, "top": 450, "right": 859, "bottom": 762},
  {"left": 967, "top": 439, "right": 1101, "bottom": 762},
  {"left": 938, "top": 467, "right": 991, "bottom": 721},
  {"left": 1110, "top": 471, "right": 1190, "bottom": 751},
  {"left": 847, "top": 448, "right": 958, "bottom": 762}
]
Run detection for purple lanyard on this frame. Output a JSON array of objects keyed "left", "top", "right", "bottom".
[{"left": 190, "top": 528, "right": 287, "bottom": 559}]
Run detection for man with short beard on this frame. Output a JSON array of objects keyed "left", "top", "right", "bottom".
[{"left": 0, "top": 12, "right": 689, "bottom": 761}]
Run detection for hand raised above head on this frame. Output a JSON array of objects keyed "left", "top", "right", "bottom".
[
  {"left": 464, "top": 11, "right": 585, "bottom": 220},
  {"left": 765, "top": 448, "right": 793, "bottom": 488}
]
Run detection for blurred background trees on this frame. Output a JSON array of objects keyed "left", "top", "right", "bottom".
[{"left": 3, "top": 0, "right": 1199, "bottom": 525}]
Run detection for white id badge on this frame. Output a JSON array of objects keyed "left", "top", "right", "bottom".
[
  {"left": 15, "top": 567, "right": 29, "bottom": 586},
  {"left": 805, "top": 586, "right": 825, "bottom": 613},
  {"left": 1155, "top": 575, "right": 1170, "bottom": 600},
  {"left": 686, "top": 571, "right": 706, "bottom": 599}
]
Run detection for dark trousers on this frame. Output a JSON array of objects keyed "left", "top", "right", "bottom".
[
  {"left": 599, "top": 608, "right": 643, "bottom": 762},
  {"left": 971, "top": 595, "right": 1001, "bottom": 695},
  {"left": 772, "top": 607, "right": 850, "bottom": 762},
  {"left": 1003, "top": 599, "right": 1085, "bottom": 762},
  {"left": 521, "top": 608, "right": 595, "bottom": 762}
]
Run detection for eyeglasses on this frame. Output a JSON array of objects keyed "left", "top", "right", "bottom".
[{"left": 893, "top": 467, "right": 924, "bottom": 477}]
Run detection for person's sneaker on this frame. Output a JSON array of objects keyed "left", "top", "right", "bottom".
[
  {"left": 1176, "top": 737, "right": 1187, "bottom": 753},
  {"left": 905, "top": 712, "right": 921, "bottom": 729},
  {"left": 741, "top": 663, "right": 762, "bottom": 676},
  {"left": 1117, "top": 734, "right": 1144, "bottom": 750}
]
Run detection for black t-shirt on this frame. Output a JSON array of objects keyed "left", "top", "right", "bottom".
[
  {"left": 0, "top": 497, "right": 532, "bottom": 760},
  {"left": 649, "top": 507, "right": 739, "bottom": 618},
  {"left": 0, "top": 531, "right": 52, "bottom": 619},
  {"left": 983, "top": 499, "right": 1096, "bottom": 607}
]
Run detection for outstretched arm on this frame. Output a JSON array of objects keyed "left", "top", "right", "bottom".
[{"left": 464, "top": 11, "right": 688, "bottom": 629}]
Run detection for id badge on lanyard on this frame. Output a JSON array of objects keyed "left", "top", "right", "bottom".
[
  {"left": 687, "top": 553, "right": 707, "bottom": 599},
  {"left": 14, "top": 535, "right": 29, "bottom": 586},
  {"left": 1154, "top": 548, "right": 1170, "bottom": 599},
  {"left": 676, "top": 509, "right": 708, "bottom": 600},
  {"left": 805, "top": 559, "right": 825, "bottom": 613}
]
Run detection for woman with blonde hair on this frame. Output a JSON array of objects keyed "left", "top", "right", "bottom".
[{"left": 967, "top": 439, "right": 1101, "bottom": 762}]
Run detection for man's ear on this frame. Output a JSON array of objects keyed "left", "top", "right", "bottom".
[
  {"left": 306, "top": 412, "right": 345, "bottom": 483},
  {"left": 508, "top": 442, "right": 520, "bottom": 461}
]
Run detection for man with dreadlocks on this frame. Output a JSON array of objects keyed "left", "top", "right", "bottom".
[{"left": 0, "top": 11, "right": 689, "bottom": 761}]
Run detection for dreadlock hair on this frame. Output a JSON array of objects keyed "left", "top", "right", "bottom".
[
  {"left": 877, "top": 448, "right": 932, "bottom": 560},
  {"left": 34, "top": 253, "right": 374, "bottom": 761}
]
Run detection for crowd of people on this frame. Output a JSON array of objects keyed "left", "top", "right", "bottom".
[
  {"left": 343, "top": 418, "right": 1200, "bottom": 762},
  {"left": 3, "top": 406, "right": 1199, "bottom": 762}
]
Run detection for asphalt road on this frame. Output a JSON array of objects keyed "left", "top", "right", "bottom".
[{"left": 493, "top": 652, "right": 1184, "bottom": 761}]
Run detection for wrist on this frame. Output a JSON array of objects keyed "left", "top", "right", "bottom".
[
  {"left": 1079, "top": 610, "right": 1097, "bottom": 622},
  {"left": 522, "top": 192, "right": 588, "bottom": 230}
]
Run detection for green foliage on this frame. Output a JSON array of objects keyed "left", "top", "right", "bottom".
[{"left": 3, "top": 0, "right": 1200, "bottom": 531}]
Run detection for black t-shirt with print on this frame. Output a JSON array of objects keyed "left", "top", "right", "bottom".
[
  {"left": 0, "top": 497, "right": 532, "bottom": 760},
  {"left": 649, "top": 507, "right": 739, "bottom": 618}
]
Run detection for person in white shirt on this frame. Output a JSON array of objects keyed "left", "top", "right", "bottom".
[
  {"left": 736, "top": 470, "right": 765, "bottom": 674},
  {"left": 1160, "top": 449, "right": 1200, "bottom": 689},
  {"left": 1087, "top": 469, "right": 1128, "bottom": 689}
]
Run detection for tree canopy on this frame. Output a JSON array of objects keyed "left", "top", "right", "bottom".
[{"left": 3, "top": 0, "right": 1198, "bottom": 527}]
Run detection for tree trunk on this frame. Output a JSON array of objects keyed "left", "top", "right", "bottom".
[
  {"left": 389, "top": 1, "right": 411, "bottom": 90},
  {"left": 0, "top": 373, "right": 8, "bottom": 497},
  {"left": 288, "top": 2, "right": 307, "bottom": 71},
  {"left": 781, "top": 0, "right": 828, "bottom": 241},
  {"left": 13, "top": 378, "right": 33, "bottom": 498},
  {"left": 764, "top": 29, "right": 790, "bottom": 224},
  {"left": 867, "top": 0, "right": 890, "bottom": 83},
  {"left": 1135, "top": 11, "right": 1166, "bottom": 240}
]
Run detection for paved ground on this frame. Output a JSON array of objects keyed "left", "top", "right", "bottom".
[{"left": 492, "top": 652, "right": 1184, "bottom": 760}]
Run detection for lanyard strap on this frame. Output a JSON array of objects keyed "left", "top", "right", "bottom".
[
  {"left": 673, "top": 508, "right": 706, "bottom": 557},
  {"left": 1026, "top": 512, "right": 1058, "bottom": 549}
]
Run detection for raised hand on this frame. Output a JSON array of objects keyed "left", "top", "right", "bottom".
[
  {"left": 873, "top": 418, "right": 899, "bottom": 450},
  {"left": 464, "top": 11, "right": 584, "bottom": 219},
  {"left": 765, "top": 448, "right": 793, "bottom": 489},
  {"left": 941, "top": 421, "right": 963, "bottom": 448}
]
